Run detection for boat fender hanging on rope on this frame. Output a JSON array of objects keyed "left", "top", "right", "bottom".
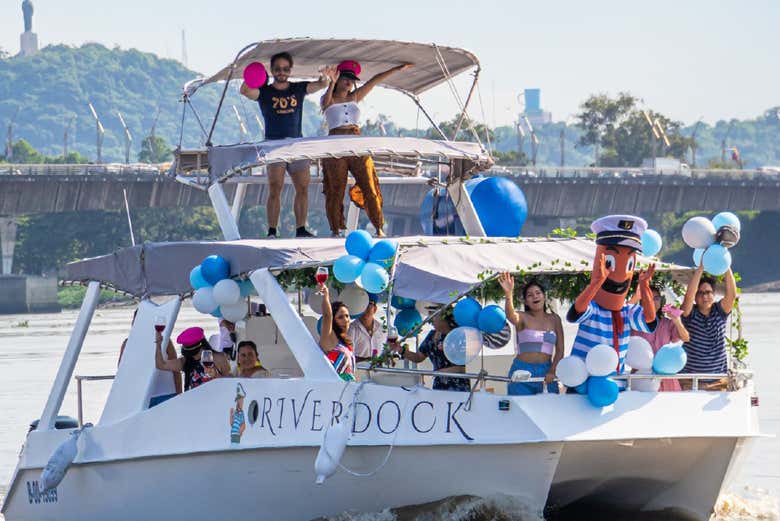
[
  {"left": 314, "top": 419, "right": 349, "bottom": 485},
  {"left": 40, "top": 423, "right": 91, "bottom": 492}
]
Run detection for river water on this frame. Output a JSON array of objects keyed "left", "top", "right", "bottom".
[{"left": 0, "top": 295, "right": 777, "bottom": 520}]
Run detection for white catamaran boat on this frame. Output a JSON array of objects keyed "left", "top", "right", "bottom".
[{"left": 2, "top": 38, "right": 762, "bottom": 521}]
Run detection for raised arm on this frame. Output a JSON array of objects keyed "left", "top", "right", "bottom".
[
  {"left": 239, "top": 82, "right": 260, "bottom": 101},
  {"left": 353, "top": 63, "right": 413, "bottom": 103},
  {"left": 498, "top": 272, "right": 523, "bottom": 329},
  {"left": 165, "top": 340, "right": 183, "bottom": 393},
  {"left": 307, "top": 65, "right": 336, "bottom": 94},
  {"left": 573, "top": 253, "right": 608, "bottom": 314},
  {"left": 155, "top": 330, "right": 183, "bottom": 372},
  {"left": 681, "top": 264, "right": 704, "bottom": 317},
  {"left": 320, "top": 66, "right": 339, "bottom": 110},
  {"left": 720, "top": 268, "right": 738, "bottom": 314},
  {"left": 318, "top": 284, "right": 337, "bottom": 352},
  {"left": 637, "top": 264, "right": 657, "bottom": 325}
]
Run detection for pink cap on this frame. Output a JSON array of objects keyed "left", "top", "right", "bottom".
[
  {"left": 176, "top": 326, "right": 205, "bottom": 347},
  {"left": 337, "top": 60, "right": 361, "bottom": 76}
]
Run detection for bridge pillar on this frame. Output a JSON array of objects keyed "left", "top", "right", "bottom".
[{"left": 0, "top": 217, "right": 18, "bottom": 275}]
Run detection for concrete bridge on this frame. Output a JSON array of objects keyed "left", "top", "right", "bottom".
[{"left": 2, "top": 163, "right": 780, "bottom": 273}]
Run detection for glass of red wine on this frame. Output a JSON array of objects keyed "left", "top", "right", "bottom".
[
  {"left": 201, "top": 349, "right": 214, "bottom": 368},
  {"left": 315, "top": 267, "right": 329, "bottom": 294},
  {"left": 154, "top": 316, "right": 166, "bottom": 333}
]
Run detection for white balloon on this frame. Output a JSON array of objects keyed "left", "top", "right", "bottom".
[
  {"left": 443, "top": 326, "right": 483, "bottom": 366},
  {"left": 626, "top": 336, "right": 654, "bottom": 371},
  {"left": 585, "top": 344, "right": 619, "bottom": 377},
  {"left": 682, "top": 216, "right": 716, "bottom": 249},
  {"left": 213, "top": 279, "right": 241, "bottom": 306},
  {"left": 555, "top": 356, "right": 589, "bottom": 387},
  {"left": 338, "top": 284, "right": 369, "bottom": 316},
  {"left": 192, "top": 287, "right": 217, "bottom": 315},
  {"left": 630, "top": 370, "right": 661, "bottom": 392},
  {"left": 221, "top": 300, "right": 247, "bottom": 323}
]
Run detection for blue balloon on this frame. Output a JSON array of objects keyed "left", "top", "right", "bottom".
[
  {"left": 238, "top": 279, "right": 256, "bottom": 297},
  {"left": 317, "top": 316, "right": 323, "bottom": 335},
  {"left": 712, "top": 211, "right": 741, "bottom": 232},
  {"left": 394, "top": 308, "right": 423, "bottom": 336},
  {"left": 345, "top": 230, "right": 374, "bottom": 260},
  {"left": 419, "top": 188, "right": 466, "bottom": 236},
  {"left": 368, "top": 239, "right": 398, "bottom": 269},
  {"left": 702, "top": 244, "right": 732, "bottom": 276},
  {"left": 211, "top": 308, "right": 223, "bottom": 318},
  {"left": 586, "top": 376, "right": 619, "bottom": 407},
  {"left": 200, "top": 255, "right": 230, "bottom": 285},
  {"left": 470, "top": 177, "right": 528, "bottom": 237},
  {"left": 333, "top": 255, "right": 366, "bottom": 284},
  {"left": 642, "top": 229, "right": 663, "bottom": 257},
  {"left": 391, "top": 295, "right": 416, "bottom": 310},
  {"left": 454, "top": 298, "right": 482, "bottom": 328},
  {"left": 189, "top": 266, "right": 210, "bottom": 289},
  {"left": 360, "top": 262, "right": 390, "bottom": 294},
  {"left": 653, "top": 344, "right": 687, "bottom": 375},
  {"left": 693, "top": 248, "right": 705, "bottom": 267},
  {"left": 477, "top": 305, "right": 506, "bottom": 334},
  {"left": 574, "top": 380, "right": 589, "bottom": 395}
]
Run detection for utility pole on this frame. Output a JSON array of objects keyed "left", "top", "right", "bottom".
[
  {"left": 63, "top": 116, "right": 75, "bottom": 158},
  {"left": 181, "top": 29, "right": 188, "bottom": 68},
  {"left": 144, "top": 107, "right": 160, "bottom": 162},
  {"left": 117, "top": 111, "right": 133, "bottom": 164},
  {"left": 690, "top": 119, "right": 703, "bottom": 167},
  {"left": 5, "top": 107, "right": 20, "bottom": 160},
  {"left": 88, "top": 103, "right": 105, "bottom": 164},
  {"left": 721, "top": 120, "right": 735, "bottom": 163},
  {"left": 515, "top": 122, "right": 525, "bottom": 164},
  {"left": 559, "top": 126, "right": 565, "bottom": 167},
  {"left": 523, "top": 115, "right": 539, "bottom": 166}
]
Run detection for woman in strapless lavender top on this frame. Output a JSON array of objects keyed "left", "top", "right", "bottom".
[{"left": 499, "top": 273, "right": 564, "bottom": 395}]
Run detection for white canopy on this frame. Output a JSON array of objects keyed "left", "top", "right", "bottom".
[
  {"left": 199, "top": 135, "right": 491, "bottom": 176},
  {"left": 66, "top": 236, "right": 691, "bottom": 302},
  {"left": 191, "top": 38, "right": 480, "bottom": 97}
]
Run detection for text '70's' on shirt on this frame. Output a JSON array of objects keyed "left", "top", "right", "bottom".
[{"left": 257, "top": 81, "right": 309, "bottom": 140}]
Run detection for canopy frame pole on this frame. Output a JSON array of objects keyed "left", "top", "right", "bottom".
[
  {"left": 346, "top": 203, "right": 360, "bottom": 232},
  {"left": 452, "top": 68, "right": 481, "bottom": 140},
  {"left": 231, "top": 181, "right": 247, "bottom": 222},
  {"left": 185, "top": 96, "right": 210, "bottom": 142},
  {"left": 206, "top": 41, "right": 259, "bottom": 147},
  {"left": 406, "top": 93, "right": 448, "bottom": 141},
  {"left": 208, "top": 183, "right": 241, "bottom": 240},
  {"left": 39, "top": 281, "right": 101, "bottom": 430},
  {"left": 447, "top": 173, "right": 486, "bottom": 237}
]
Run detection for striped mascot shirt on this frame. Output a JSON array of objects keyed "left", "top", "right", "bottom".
[{"left": 568, "top": 301, "right": 654, "bottom": 375}]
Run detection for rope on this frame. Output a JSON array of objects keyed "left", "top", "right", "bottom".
[
  {"left": 475, "top": 80, "right": 493, "bottom": 156},
  {"left": 433, "top": 46, "right": 485, "bottom": 149}
]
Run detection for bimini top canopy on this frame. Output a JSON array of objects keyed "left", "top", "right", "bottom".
[
  {"left": 188, "top": 38, "right": 479, "bottom": 97},
  {"left": 66, "top": 237, "right": 691, "bottom": 304},
  {"left": 187, "top": 135, "right": 491, "bottom": 178}
]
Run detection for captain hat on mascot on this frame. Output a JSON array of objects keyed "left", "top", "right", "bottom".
[{"left": 567, "top": 215, "right": 657, "bottom": 388}]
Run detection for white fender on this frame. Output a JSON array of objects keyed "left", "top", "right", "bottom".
[
  {"left": 40, "top": 425, "right": 89, "bottom": 491},
  {"left": 314, "top": 419, "right": 349, "bottom": 484}
]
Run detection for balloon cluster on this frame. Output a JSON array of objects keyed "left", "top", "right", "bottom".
[
  {"left": 333, "top": 231, "right": 396, "bottom": 294},
  {"left": 555, "top": 337, "right": 688, "bottom": 406},
  {"left": 440, "top": 297, "right": 509, "bottom": 366},
  {"left": 189, "top": 255, "right": 253, "bottom": 323},
  {"left": 682, "top": 212, "right": 741, "bottom": 275},
  {"left": 390, "top": 296, "right": 423, "bottom": 336}
]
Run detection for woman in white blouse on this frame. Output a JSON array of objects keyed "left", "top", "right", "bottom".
[{"left": 320, "top": 61, "right": 412, "bottom": 237}]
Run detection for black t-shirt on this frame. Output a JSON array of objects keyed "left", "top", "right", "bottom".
[{"left": 258, "top": 81, "right": 309, "bottom": 140}]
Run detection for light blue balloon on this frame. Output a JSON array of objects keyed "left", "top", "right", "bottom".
[
  {"left": 345, "top": 230, "right": 374, "bottom": 260},
  {"left": 211, "top": 307, "right": 222, "bottom": 318},
  {"left": 712, "top": 211, "right": 741, "bottom": 232},
  {"left": 189, "top": 266, "right": 210, "bottom": 289},
  {"left": 316, "top": 316, "right": 323, "bottom": 335},
  {"left": 693, "top": 248, "right": 705, "bottom": 267},
  {"left": 653, "top": 344, "right": 687, "bottom": 375},
  {"left": 368, "top": 239, "right": 398, "bottom": 269},
  {"left": 201, "top": 255, "right": 230, "bottom": 285},
  {"left": 642, "top": 229, "right": 663, "bottom": 257},
  {"left": 477, "top": 305, "right": 506, "bottom": 334},
  {"left": 586, "top": 376, "right": 619, "bottom": 407},
  {"left": 333, "top": 255, "right": 366, "bottom": 284},
  {"left": 702, "top": 244, "right": 732, "bottom": 276},
  {"left": 391, "top": 295, "right": 416, "bottom": 310},
  {"left": 360, "top": 262, "right": 390, "bottom": 294},
  {"left": 394, "top": 308, "right": 423, "bottom": 336},
  {"left": 454, "top": 298, "right": 482, "bottom": 328}
]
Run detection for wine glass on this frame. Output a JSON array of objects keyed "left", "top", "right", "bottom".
[
  {"left": 315, "top": 267, "right": 329, "bottom": 294},
  {"left": 201, "top": 349, "right": 214, "bottom": 368},
  {"left": 154, "top": 316, "right": 166, "bottom": 333}
]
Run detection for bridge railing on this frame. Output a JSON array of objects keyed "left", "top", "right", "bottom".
[
  {"left": 0, "top": 163, "right": 164, "bottom": 176},
  {"left": 483, "top": 165, "right": 780, "bottom": 181}
]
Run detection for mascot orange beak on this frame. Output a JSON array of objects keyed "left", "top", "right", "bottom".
[{"left": 594, "top": 244, "right": 637, "bottom": 311}]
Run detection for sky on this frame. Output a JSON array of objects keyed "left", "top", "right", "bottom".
[{"left": 1, "top": 0, "right": 778, "bottom": 129}]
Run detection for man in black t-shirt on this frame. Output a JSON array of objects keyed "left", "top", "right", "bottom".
[{"left": 240, "top": 52, "right": 332, "bottom": 238}]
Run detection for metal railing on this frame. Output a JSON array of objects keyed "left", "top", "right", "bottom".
[
  {"left": 0, "top": 164, "right": 164, "bottom": 177},
  {"left": 74, "top": 374, "right": 115, "bottom": 427}
]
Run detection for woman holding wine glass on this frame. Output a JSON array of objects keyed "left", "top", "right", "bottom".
[
  {"left": 317, "top": 275, "right": 356, "bottom": 381},
  {"left": 154, "top": 326, "right": 230, "bottom": 391}
]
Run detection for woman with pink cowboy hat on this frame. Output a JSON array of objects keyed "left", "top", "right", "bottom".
[
  {"left": 320, "top": 60, "right": 413, "bottom": 237},
  {"left": 155, "top": 326, "right": 230, "bottom": 391}
]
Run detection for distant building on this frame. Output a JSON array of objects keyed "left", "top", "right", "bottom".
[{"left": 522, "top": 88, "right": 552, "bottom": 126}]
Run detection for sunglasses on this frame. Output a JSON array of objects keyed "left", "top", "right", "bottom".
[{"left": 272, "top": 67, "right": 291, "bottom": 73}]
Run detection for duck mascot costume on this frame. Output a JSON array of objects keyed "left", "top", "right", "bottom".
[{"left": 567, "top": 215, "right": 657, "bottom": 387}]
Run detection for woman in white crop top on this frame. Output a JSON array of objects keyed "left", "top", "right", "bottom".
[{"left": 320, "top": 61, "right": 413, "bottom": 237}]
